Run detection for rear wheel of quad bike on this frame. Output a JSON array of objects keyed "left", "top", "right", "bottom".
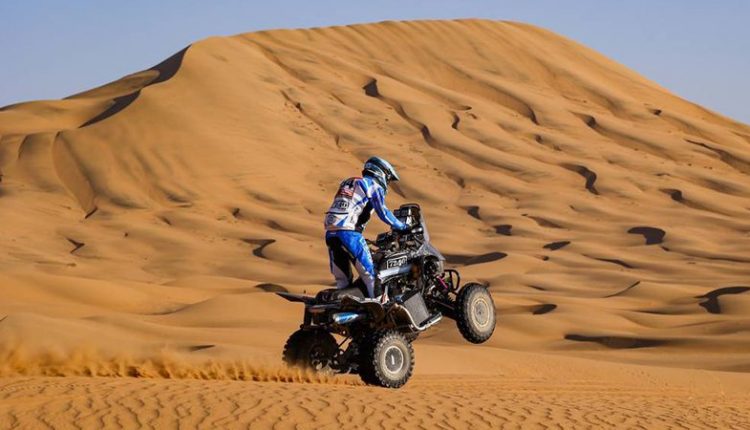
[
  {"left": 359, "top": 331, "right": 414, "bottom": 388},
  {"left": 455, "top": 283, "right": 496, "bottom": 343},
  {"left": 282, "top": 329, "right": 338, "bottom": 371}
]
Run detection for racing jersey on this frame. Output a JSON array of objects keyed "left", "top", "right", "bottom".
[{"left": 324, "top": 176, "right": 408, "bottom": 233}]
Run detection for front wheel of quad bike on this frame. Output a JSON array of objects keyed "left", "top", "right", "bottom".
[
  {"left": 455, "top": 283, "right": 496, "bottom": 344},
  {"left": 359, "top": 331, "right": 414, "bottom": 388},
  {"left": 283, "top": 329, "right": 338, "bottom": 371}
]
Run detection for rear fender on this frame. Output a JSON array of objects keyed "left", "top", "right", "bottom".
[{"left": 276, "top": 292, "right": 316, "bottom": 305}]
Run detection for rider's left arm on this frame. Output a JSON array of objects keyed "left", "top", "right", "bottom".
[{"left": 371, "top": 187, "right": 409, "bottom": 231}]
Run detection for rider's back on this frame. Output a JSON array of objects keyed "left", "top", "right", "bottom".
[{"left": 324, "top": 176, "right": 378, "bottom": 233}]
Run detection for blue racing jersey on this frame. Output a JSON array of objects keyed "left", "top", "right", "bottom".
[{"left": 324, "top": 176, "right": 408, "bottom": 233}]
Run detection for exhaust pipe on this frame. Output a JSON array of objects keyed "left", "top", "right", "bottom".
[{"left": 332, "top": 312, "right": 366, "bottom": 325}]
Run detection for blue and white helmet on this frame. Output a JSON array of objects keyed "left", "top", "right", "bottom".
[{"left": 363, "top": 156, "right": 400, "bottom": 189}]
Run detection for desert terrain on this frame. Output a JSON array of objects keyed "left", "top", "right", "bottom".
[{"left": 1, "top": 19, "right": 749, "bottom": 428}]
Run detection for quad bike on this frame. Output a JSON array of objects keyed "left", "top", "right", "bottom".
[{"left": 277, "top": 204, "right": 496, "bottom": 388}]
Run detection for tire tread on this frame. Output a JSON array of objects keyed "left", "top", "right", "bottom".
[
  {"left": 455, "top": 283, "right": 496, "bottom": 344},
  {"left": 358, "top": 330, "right": 414, "bottom": 388},
  {"left": 282, "top": 329, "right": 337, "bottom": 369}
]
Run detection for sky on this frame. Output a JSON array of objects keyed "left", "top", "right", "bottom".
[{"left": 1, "top": 1, "right": 749, "bottom": 123}]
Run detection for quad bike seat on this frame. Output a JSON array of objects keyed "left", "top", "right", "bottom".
[{"left": 316, "top": 284, "right": 367, "bottom": 301}]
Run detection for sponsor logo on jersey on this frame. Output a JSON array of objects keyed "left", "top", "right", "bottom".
[
  {"left": 332, "top": 199, "right": 350, "bottom": 210},
  {"left": 337, "top": 187, "right": 354, "bottom": 197}
]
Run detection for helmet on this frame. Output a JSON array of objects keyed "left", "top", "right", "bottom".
[{"left": 362, "top": 156, "right": 400, "bottom": 189}]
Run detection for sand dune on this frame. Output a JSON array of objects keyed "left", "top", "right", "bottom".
[{"left": 1, "top": 19, "right": 750, "bottom": 427}]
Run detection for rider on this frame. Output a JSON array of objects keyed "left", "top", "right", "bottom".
[{"left": 324, "top": 157, "right": 410, "bottom": 302}]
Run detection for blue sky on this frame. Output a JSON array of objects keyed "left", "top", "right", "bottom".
[{"left": 1, "top": 1, "right": 748, "bottom": 123}]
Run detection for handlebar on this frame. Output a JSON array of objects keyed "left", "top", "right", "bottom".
[
  {"left": 392, "top": 224, "right": 422, "bottom": 235},
  {"left": 408, "top": 225, "right": 424, "bottom": 235}
]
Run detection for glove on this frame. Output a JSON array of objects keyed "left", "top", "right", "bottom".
[{"left": 393, "top": 221, "right": 410, "bottom": 232}]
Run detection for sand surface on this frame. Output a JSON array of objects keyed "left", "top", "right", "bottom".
[{"left": 1, "top": 19, "right": 750, "bottom": 428}]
